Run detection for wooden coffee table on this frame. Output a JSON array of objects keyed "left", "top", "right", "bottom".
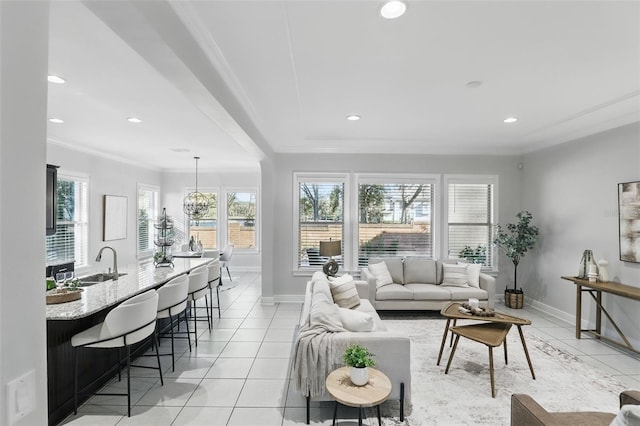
[
  {"left": 438, "top": 302, "right": 536, "bottom": 397},
  {"left": 325, "top": 367, "right": 392, "bottom": 426}
]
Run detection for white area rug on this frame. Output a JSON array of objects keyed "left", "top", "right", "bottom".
[{"left": 376, "top": 317, "right": 626, "bottom": 425}]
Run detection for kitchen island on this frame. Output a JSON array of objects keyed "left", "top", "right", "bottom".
[{"left": 46, "top": 258, "right": 211, "bottom": 425}]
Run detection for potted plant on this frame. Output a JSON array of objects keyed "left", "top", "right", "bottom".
[
  {"left": 493, "top": 211, "right": 539, "bottom": 309},
  {"left": 343, "top": 343, "right": 375, "bottom": 386},
  {"left": 459, "top": 245, "right": 487, "bottom": 265}
]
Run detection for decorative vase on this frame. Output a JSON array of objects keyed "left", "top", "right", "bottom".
[
  {"left": 350, "top": 367, "right": 369, "bottom": 386},
  {"left": 598, "top": 259, "right": 609, "bottom": 282}
]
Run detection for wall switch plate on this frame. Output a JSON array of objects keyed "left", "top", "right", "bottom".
[{"left": 6, "top": 370, "right": 35, "bottom": 425}]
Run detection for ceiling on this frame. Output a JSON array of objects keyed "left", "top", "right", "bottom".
[{"left": 46, "top": 1, "right": 640, "bottom": 172}]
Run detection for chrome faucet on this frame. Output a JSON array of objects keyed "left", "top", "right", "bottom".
[{"left": 96, "top": 246, "right": 119, "bottom": 279}]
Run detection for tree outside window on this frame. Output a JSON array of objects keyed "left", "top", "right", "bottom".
[
  {"left": 189, "top": 192, "right": 217, "bottom": 249},
  {"left": 227, "top": 191, "right": 257, "bottom": 249},
  {"left": 298, "top": 182, "right": 344, "bottom": 268},
  {"left": 358, "top": 183, "right": 433, "bottom": 266}
]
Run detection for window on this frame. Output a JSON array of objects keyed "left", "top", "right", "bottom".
[
  {"left": 137, "top": 185, "right": 159, "bottom": 257},
  {"left": 296, "top": 176, "right": 345, "bottom": 269},
  {"left": 226, "top": 191, "right": 257, "bottom": 249},
  {"left": 46, "top": 173, "right": 89, "bottom": 267},
  {"left": 446, "top": 176, "right": 497, "bottom": 268},
  {"left": 358, "top": 179, "right": 436, "bottom": 266},
  {"left": 189, "top": 191, "right": 217, "bottom": 249}
]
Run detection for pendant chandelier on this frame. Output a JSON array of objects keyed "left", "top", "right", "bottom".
[{"left": 183, "top": 156, "right": 209, "bottom": 225}]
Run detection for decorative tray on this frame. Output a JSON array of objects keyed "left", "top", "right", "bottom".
[
  {"left": 46, "top": 288, "right": 83, "bottom": 305},
  {"left": 458, "top": 302, "right": 496, "bottom": 317}
]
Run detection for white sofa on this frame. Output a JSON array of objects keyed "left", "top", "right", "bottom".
[
  {"left": 361, "top": 257, "right": 496, "bottom": 310},
  {"left": 294, "top": 273, "right": 411, "bottom": 424}
]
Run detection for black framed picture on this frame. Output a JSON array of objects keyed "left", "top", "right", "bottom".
[{"left": 618, "top": 181, "right": 640, "bottom": 263}]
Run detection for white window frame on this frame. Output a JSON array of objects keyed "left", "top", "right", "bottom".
[
  {"left": 223, "top": 188, "right": 260, "bottom": 252},
  {"left": 184, "top": 187, "right": 219, "bottom": 250},
  {"left": 354, "top": 174, "right": 441, "bottom": 267},
  {"left": 443, "top": 175, "right": 499, "bottom": 271},
  {"left": 137, "top": 183, "right": 159, "bottom": 259},
  {"left": 46, "top": 170, "right": 90, "bottom": 271},
  {"left": 293, "top": 173, "right": 350, "bottom": 274}
]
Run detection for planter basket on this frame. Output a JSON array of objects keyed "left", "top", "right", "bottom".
[{"left": 505, "top": 290, "right": 524, "bottom": 309}]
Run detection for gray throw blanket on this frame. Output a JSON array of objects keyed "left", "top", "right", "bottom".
[{"left": 293, "top": 301, "right": 347, "bottom": 398}]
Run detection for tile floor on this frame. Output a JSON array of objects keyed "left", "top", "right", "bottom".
[{"left": 62, "top": 272, "right": 640, "bottom": 425}]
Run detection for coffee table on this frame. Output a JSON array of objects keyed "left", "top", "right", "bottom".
[
  {"left": 437, "top": 302, "right": 536, "bottom": 397},
  {"left": 325, "top": 367, "right": 392, "bottom": 426}
]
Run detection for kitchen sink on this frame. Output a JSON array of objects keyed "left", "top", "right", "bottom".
[{"left": 78, "top": 272, "right": 127, "bottom": 286}]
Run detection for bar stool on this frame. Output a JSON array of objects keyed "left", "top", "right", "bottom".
[
  {"left": 187, "top": 266, "right": 210, "bottom": 347},
  {"left": 156, "top": 275, "right": 190, "bottom": 371},
  {"left": 202, "top": 254, "right": 222, "bottom": 320},
  {"left": 219, "top": 244, "right": 234, "bottom": 281},
  {"left": 71, "top": 289, "right": 162, "bottom": 417}
]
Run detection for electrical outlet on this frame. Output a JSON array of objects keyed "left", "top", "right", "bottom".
[{"left": 6, "top": 370, "right": 35, "bottom": 425}]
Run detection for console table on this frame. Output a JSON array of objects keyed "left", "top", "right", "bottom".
[{"left": 561, "top": 276, "right": 640, "bottom": 354}]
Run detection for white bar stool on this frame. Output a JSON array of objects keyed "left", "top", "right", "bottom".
[
  {"left": 156, "top": 274, "right": 191, "bottom": 371},
  {"left": 187, "top": 266, "right": 210, "bottom": 347},
  {"left": 71, "top": 289, "right": 162, "bottom": 417},
  {"left": 202, "top": 254, "right": 222, "bottom": 320}
]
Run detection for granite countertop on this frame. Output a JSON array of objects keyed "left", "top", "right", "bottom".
[{"left": 46, "top": 258, "right": 212, "bottom": 320}]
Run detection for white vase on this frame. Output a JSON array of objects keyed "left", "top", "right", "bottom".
[{"left": 350, "top": 367, "right": 369, "bottom": 386}]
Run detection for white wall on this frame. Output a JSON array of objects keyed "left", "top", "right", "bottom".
[
  {"left": 522, "top": 122, "right": 640, "bottom": 346},
  {"left": 0, "top": 2, "right": 49, "bottom": 424},
  {"left": 162, "top": 170, "right": 261, "bottom": 271},
  {"left": 47, "top": 143, "right": 162, "bottom": 276},
  {"left": 267, "top": 152, "right": 523, "bottom": 301}
]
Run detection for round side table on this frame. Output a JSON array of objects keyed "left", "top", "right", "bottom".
[{"left": 325, "top": 366, "right": 392, "bottom": 426}]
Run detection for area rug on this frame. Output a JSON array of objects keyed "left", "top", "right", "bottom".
[{"left": 374, "top": 317, "right": 626, "bottom": 425}]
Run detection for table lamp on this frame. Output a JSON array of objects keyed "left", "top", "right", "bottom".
[{"left": 319, "top": 239, "right": 341, "bottom": 276}]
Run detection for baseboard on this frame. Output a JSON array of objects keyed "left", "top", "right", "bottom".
[
  {"left": 260, "top": 296, "right": 275, "bottom": 305},
  {"left": 273, "top": 294, "right": 305, "bottom": 304},
  {"left": 260, "top": 295, "right": 305, "bottom": 305},
  {"left": 522, "top": 296, "right": 640, "bottom": 352}
]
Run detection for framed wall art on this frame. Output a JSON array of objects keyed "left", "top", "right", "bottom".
[
  {"left": 618, "top": 181, "right": 640, "bottom": 263},
  {"left": 103, "top": 195, "right": 128, "bottom": 241}
]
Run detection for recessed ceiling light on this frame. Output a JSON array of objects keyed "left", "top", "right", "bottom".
[
  {"left": 127, "top": 117, "right": 142, "bottom": 123},
  {"left": 48, "top": 118, "right": 64, "bottom": 124},
  {"left": 47, "top": 75, "right": 66, "bottom": 84},
  {"left": 379, "top": 1, "right": 407, "bottom": 19},
  {"left": 504, "top": 117, "right": 519, "bottom": 124},
  {"left": 346, "top": 115, "right": 361, "bottom": 121},
  {"left": 465, "top": 80, "right": 483, "bottom": 89}
]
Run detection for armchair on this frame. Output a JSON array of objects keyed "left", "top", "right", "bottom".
[{"left": 511, "top": 390, "right": 640, "bottom": 426}]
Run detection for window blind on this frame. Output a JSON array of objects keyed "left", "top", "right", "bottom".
[
  {"left": 447, "top": 183, "right": 494, "bottom": 266},
  {"left": 137, "top": 187, "right": 158, "bottom": 255},
  {"left": 358, "top": 183, "right": 434, "bottom": 267},
  {"left": 46, "top": 176, "right": 89, "bottom": 267},
  {"left": 298, "top": 181, "right": 344, "bottom": 268}
]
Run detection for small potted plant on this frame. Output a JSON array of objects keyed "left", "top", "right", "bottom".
[
  {"left": 493, "top": 211, "right": 539, "bottom": 309},
  {"left": 343, "top": 343, "right": 375, "bottom": 386}
]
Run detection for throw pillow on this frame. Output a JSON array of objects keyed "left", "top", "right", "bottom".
[
  {"left": 610, "top": 404, "right": 640, "bottom": 426},
  {"left": 337, "top": 306, "right": 374, "bottom": 332},
  {"left": 441, "top": 263, "right": 469, "bottom": 287},
  {"left": 309, "top": 294, "right": 344, "bottom": 331},
  {"left": 457, "top": 261, "right": 481, "bottom": 288},
  {"left": 328, "top": 274, "right": 360, "bottom": 309},
  {"left": 368, "top": 261, "right": 394, "bottom": 289}
]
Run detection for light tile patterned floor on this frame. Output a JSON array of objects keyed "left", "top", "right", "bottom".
[{"left": 62, "top": 272, "right": 640, "bottom": 425}]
